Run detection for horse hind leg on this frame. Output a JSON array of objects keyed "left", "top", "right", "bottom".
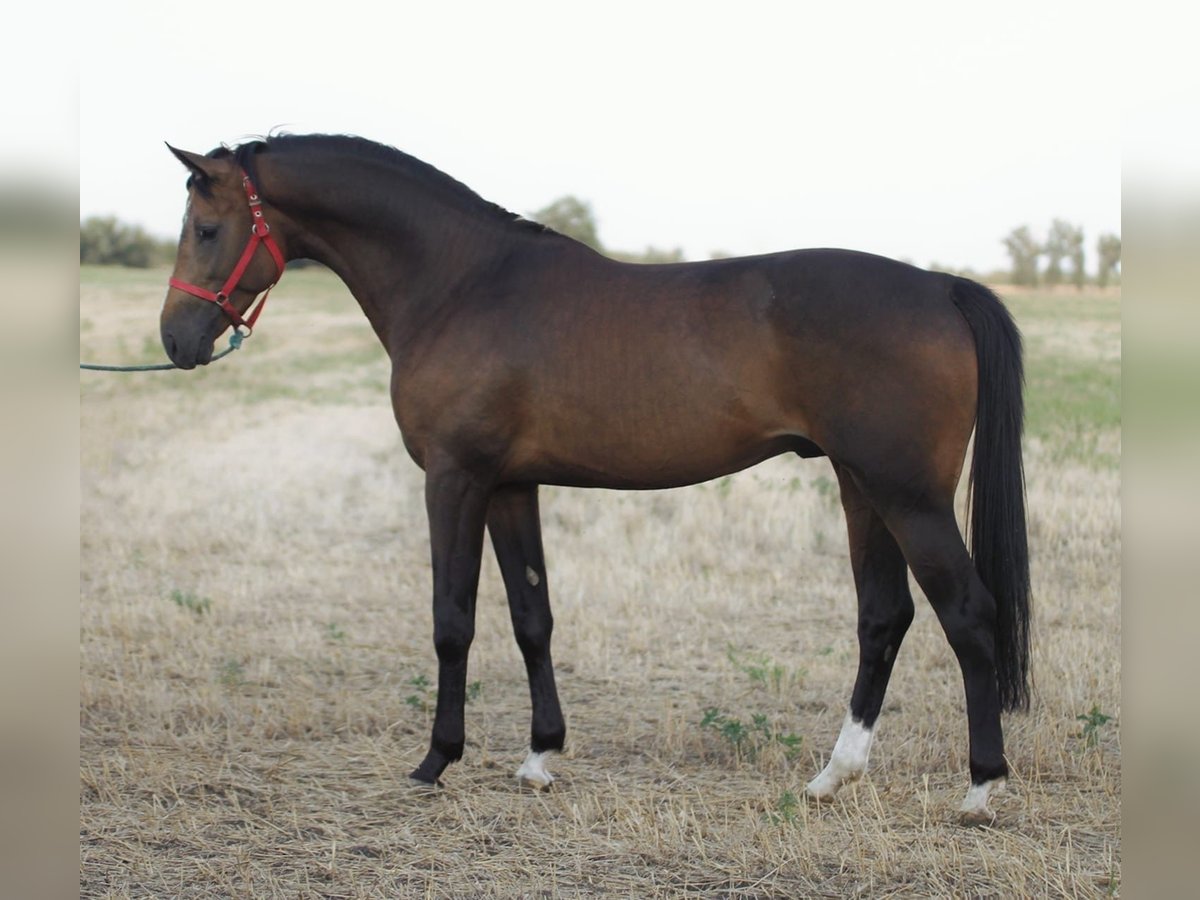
[
  {"left": 486, "top": 484, "right": 566, "bottom": 788},
  {"left": 877, "top": 490, "right": 1008, "bottom": 824},
  {"left": 805, "top": 463, "right": 914, "bottom": 801}
]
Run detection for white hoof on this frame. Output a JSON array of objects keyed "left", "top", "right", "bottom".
[
  {"left": 804, "top": 765, "right": 860, "bottom": 801},
  {"left": 804, "top": 714, "right": 874, "bottom": 801},
  {"left": 516, "top": 750, "right": 554, "bottom": 789},
  {"left": 959, "top": 777, "right": 1004, "bottom": 825}
]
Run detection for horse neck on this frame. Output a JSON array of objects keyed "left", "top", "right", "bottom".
[{"left": 259, "top": 153, "right": 525, "bottom": 349}]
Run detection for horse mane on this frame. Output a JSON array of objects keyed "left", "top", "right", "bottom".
[{"left": 204, "top": 133, "right": 554, "bottom": 237}]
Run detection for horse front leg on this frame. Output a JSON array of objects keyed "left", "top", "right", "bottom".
[
  {"left": 486, "top": 483, "right": 565, "bottom": 787},
  {"left": 409, "top": 463, "right": 491, "bottom": 786}
]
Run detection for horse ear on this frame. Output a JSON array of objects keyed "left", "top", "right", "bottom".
[{"left": 165, "top": 143, "right": 228, "bottom": 185}]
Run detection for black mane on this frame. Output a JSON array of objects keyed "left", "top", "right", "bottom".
[{"left": 208, "top": 133, "right": 552, "bottom": 236}]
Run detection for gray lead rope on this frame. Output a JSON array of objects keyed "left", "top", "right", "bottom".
[{"left": 80, "top": 331, "right": 244, "bottom": 371}]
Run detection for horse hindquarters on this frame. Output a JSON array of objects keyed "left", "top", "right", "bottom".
[{"left": 805, "top": 276, "right": 1028, "bottom": 822}]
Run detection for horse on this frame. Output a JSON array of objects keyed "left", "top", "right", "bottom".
[{"left": 160, "top": 134, "right": 1030, "bottom": 824}]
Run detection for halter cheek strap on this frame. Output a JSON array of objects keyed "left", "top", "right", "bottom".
[{"left": 168, "top": 170, "right": 286, "bottom": 335}]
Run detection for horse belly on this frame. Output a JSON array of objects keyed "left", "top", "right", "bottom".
[{"left": 510, "top": 379, "right": 800, "bottom": 489}]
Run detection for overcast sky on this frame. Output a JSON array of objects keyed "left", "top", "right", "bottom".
[{"left": 78, "top": 1, "right": 1122, "bottom": 272}]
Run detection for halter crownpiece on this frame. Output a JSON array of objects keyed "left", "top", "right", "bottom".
[{"left": 167, "top": 168, "right": 285, "bottom": 335}]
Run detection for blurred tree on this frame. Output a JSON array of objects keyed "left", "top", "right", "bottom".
[
  {"left": 929, "top": 261, "right": 983, "bottom": 279},
  {"left": 80, "top": 216, "right": 172, "bottom": 267},
  {"left": 1065, "top": 222, "right": 1086, "bottom": 290},
  {"left": 80, "top": 216, "right": 119, "bottom": 264},
  {"left": 1096, "top": 233, "right": 1121, "bottom": 287},
  {"left": 528, "top": 196, "right": 603, "bottom": 251},
  {"left": 609, "top": 246, "right": 685, "bottom": 264},
  {"left": 1002, "top": 225, "right": 1041, "bottom": 286},
  {"left": 1042, "top": 219, "right": 1080, "bottom": 288}
]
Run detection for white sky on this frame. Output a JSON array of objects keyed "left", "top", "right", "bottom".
[{"left": 77, "top": 1, "right": 1123, "bottom": 272}]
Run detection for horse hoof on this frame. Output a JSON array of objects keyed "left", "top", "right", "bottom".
[
  {"left": 516, "top": 750, "right": 554, "bottom": 790},
  {"left": 803, "top": 783, "right": 835, "bottom": 803},
  {"left": 958, "top": 777, "right": 1003, "bottom": 826},
  {"left": 957, "top": 807, "right": 995, "bottom": 827},
  {"left": 804, "top": 767, "right": 859, "bottom": 802},
  {"left": 408, "top": 775, "right": 443, "bottom": 792}
]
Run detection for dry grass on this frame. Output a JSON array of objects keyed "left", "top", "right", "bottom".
[{"left": 81, "top": 268, "right": 1120, "bottom": 897}]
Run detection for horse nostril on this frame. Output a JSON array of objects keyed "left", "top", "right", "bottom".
[{"left": 164, "top": 333, "right": 182, "bottom": 364}]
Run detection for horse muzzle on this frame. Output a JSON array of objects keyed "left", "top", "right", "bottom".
[{"left": 161, "top": 297, "right": 222, "bottom": 369}]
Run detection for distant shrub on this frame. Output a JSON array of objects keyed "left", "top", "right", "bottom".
[{"left": 80, "top": 216, "right": 174, "bottom": 267}]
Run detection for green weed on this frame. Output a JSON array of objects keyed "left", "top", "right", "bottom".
[
  {"left": 699, "top": 707, "right": 802, "bottom": 760},
  {"left": 765, "top": 789, "right": 801, "bottom": 825},
  {"left": 727, "top": 646, "right": 788, "bottom": 693},
  {"left": 218, "top": 659, "right": 245, "bottom": 687},
  {"left": 700, "top": 648, "right": 803, "bottom": 762},
  {"left": 1077, "top": 705, "right": 1113, "bottom": 747},
  {"left": 404, "top": 674, "right": 433, "bottom": 710},
  {"left": 169, "top": 589, "right": 211, "bottom": 616}
]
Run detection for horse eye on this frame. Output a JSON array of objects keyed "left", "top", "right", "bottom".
[{"left": 196, "top": 224, "right": 219, "bottom": 242}]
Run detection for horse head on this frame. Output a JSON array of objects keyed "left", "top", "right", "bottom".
[{"left": 161, "top": 144, "right": 285, "bottom": 368}]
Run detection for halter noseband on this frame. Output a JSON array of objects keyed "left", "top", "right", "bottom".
[{"left": 168, "top": 169, "right": 285, "bottom": 335}]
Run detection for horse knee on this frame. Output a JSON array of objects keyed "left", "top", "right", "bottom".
[
  {"left": 514, "top": 613, "right": 553, "bottom": 660},
  {"left": 932, "top": 583, "right": 997, "bottom": 660},
  {"left": 433, "top": 620, "right": 475, "bottom": 664},
  {"left": 858, "top": 598, "right": 914, "bottom": 647}
]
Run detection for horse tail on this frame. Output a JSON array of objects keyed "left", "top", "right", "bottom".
[{"left": 949, "top": 277, "right": 1032, "bottom": 712}]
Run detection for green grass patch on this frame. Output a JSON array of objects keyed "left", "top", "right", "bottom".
[
  {"left": 169, "top": 589, "right": 211, "bottom": 616},
  {"left": 1003, "top": 290, "right": 1121, "bottom": 468},
  {"left": 80, "top": 263, "right": 173, "bottom": 289},
  {"left": 1024, "top": 350, "right": 1120, "bottom": 465}
]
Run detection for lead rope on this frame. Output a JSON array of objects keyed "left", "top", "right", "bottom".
[{"left": 80, "top": 331, "right": 244, "bottom": 372}]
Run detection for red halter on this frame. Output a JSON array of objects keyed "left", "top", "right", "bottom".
[{"left": 168, "top": 169, "right": 285, "bottom": 335}]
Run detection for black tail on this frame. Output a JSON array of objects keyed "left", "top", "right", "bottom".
[{"left": 950, "top": 278, "right": 1032, "bottom": 712}]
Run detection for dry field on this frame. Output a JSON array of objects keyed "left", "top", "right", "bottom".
[{"left": 80, "top": 266, "right": 1120, "bottom": 897}]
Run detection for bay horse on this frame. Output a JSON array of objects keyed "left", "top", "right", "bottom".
[{"left": 160, "top": 134, "right": 1030, "bottom": 823}]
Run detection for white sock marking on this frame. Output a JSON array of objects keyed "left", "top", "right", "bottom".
[
  {"left": 805, "top": 713, "right": 875, "bottom": 799},
  {"left": 516, "top": 749, "right": 554, "bottom": 787},
  {"left": 959, "top": 777, "right": 1005, "bottom": 822}
]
